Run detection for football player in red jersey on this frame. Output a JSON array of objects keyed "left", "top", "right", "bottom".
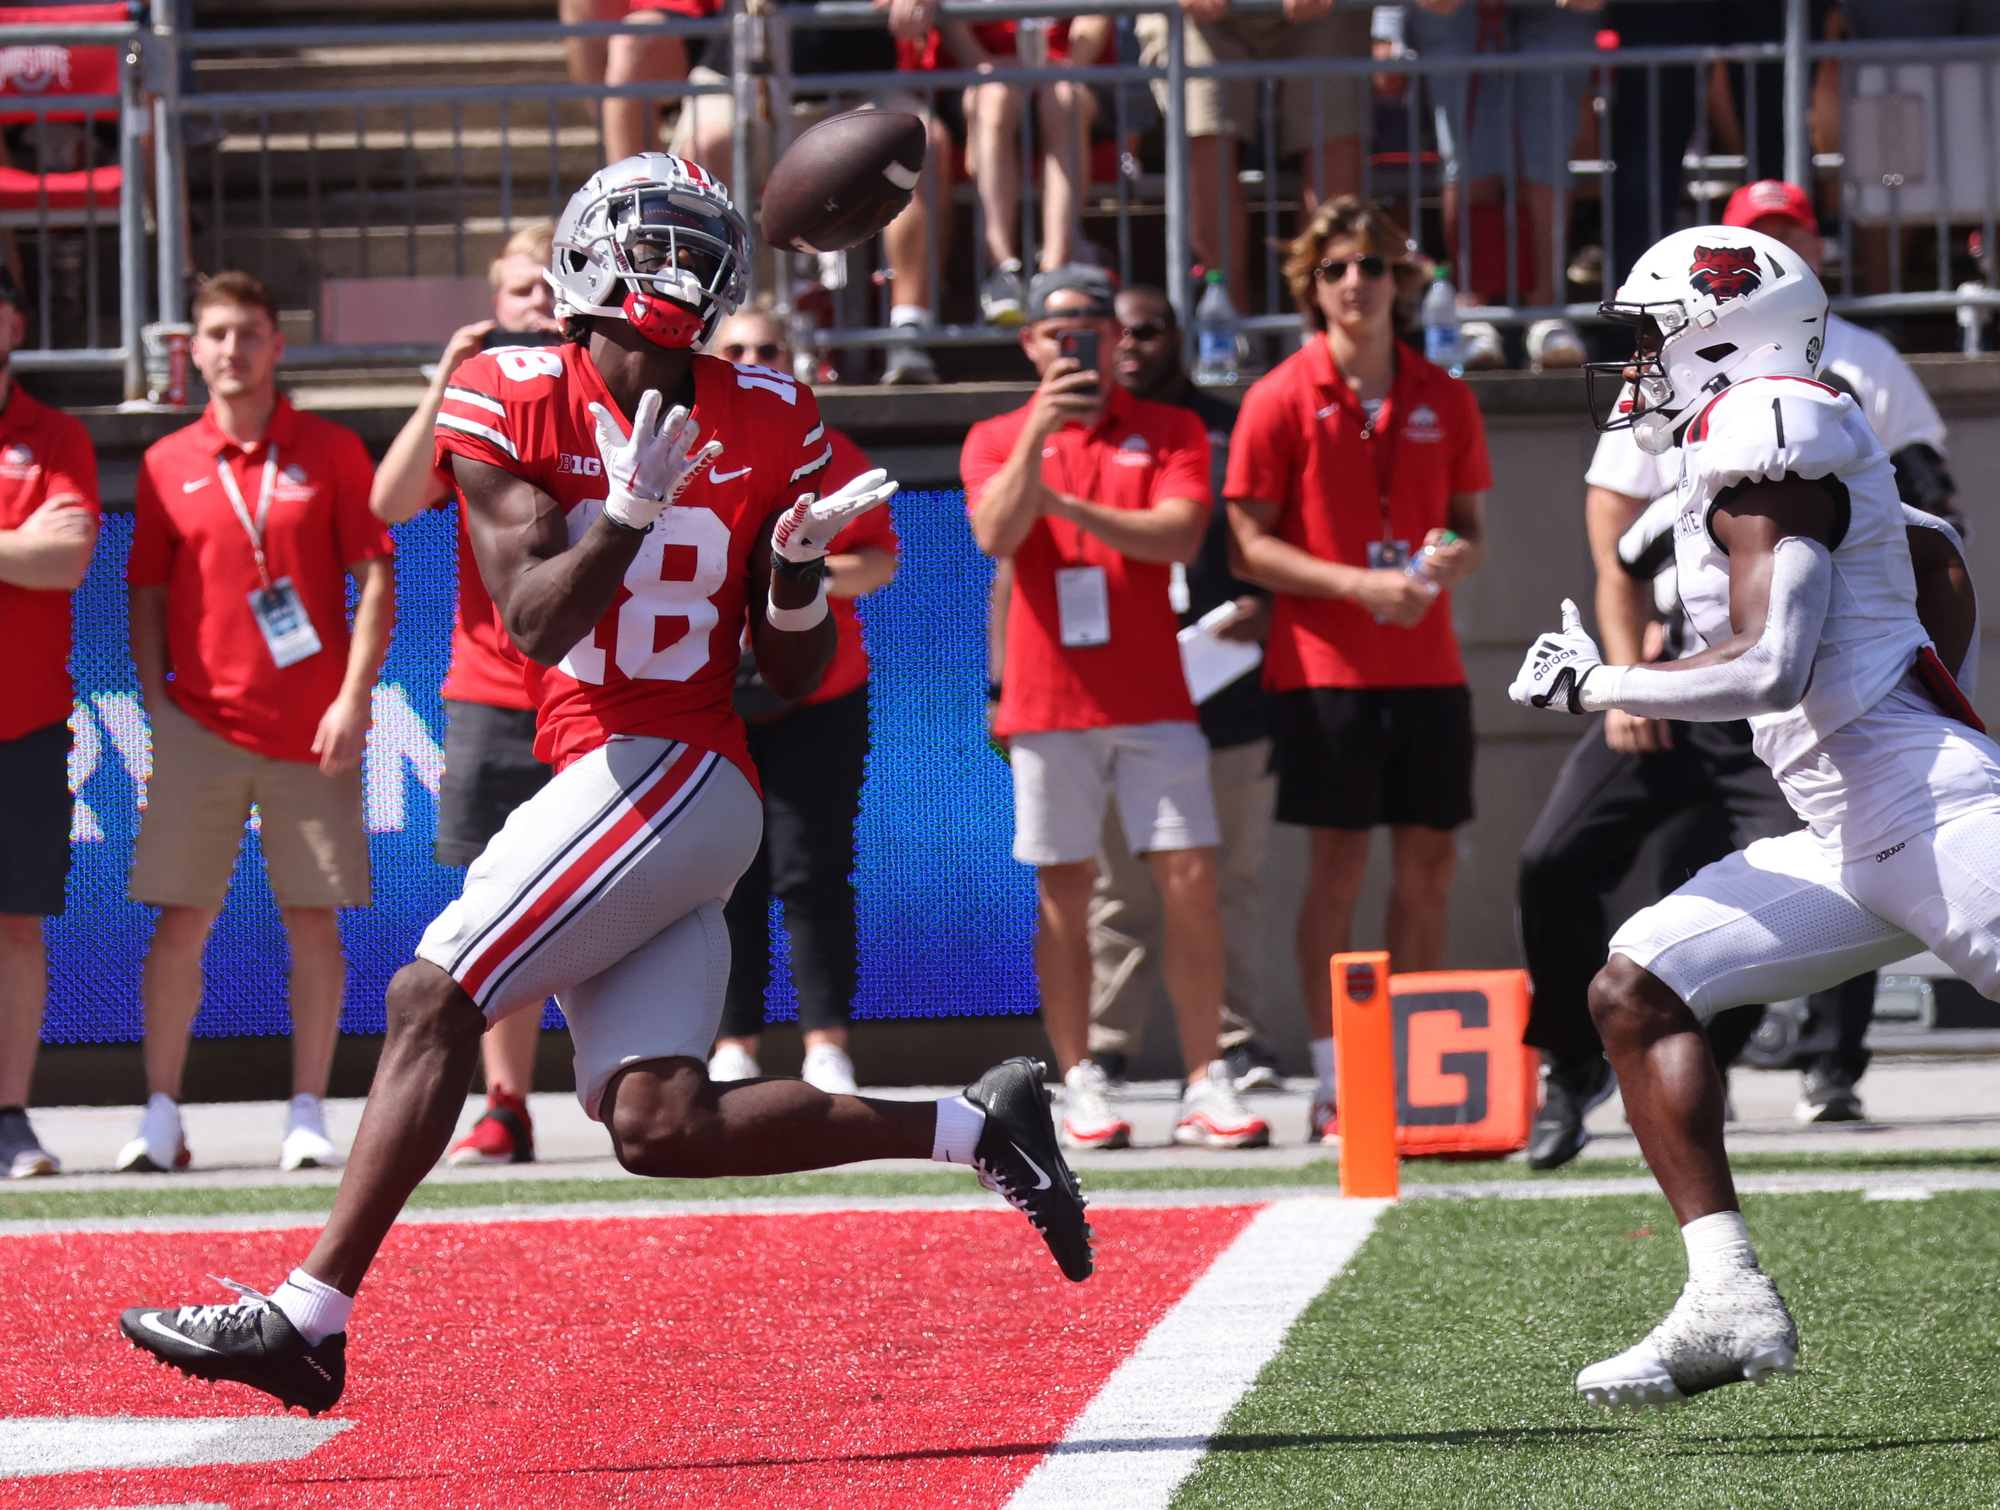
[{"left": 119, "top": 154, "right": 1094, "bottom": 1414}]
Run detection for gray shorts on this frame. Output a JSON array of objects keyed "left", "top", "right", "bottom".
[
  {"left": 416, "top": 735, "right": 761, "bottom": 1120},
  {"left": 1009, "top": 721, "right": 1219, "bottom": 868}
]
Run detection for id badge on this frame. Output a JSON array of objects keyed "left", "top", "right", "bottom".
[
  {"left": 1367, "top": 538, "right": 1412, "bottom": 570},
  {"left": 1055, "top": 564, "right": 1111, "bottom": 648},
  {"left": 247, "top": 576, "right": 323, "bottom": 668}
]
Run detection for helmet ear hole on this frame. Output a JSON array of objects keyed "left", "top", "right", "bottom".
[{"left": 1695, "top": 342, "right": 1738, "bottom": 362}]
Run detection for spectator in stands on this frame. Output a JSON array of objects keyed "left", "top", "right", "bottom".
[
  {"left": 1225, "top": 198, "right": 1489, "bottom": 1143},
  {"left": 1405, "top": 0, "right": 1599, "bottom": 369},
  {"left": 702, "top": 307, "right": 899, "bottom": 1093},
  {"left": 1136, "top": 0, "right": 1373, "bottom": 312},
  {"left": 120, "top": 272, "right": 393, "bottom": 1175},
  {"left": 1087, "top": 284, "right": 1285, "bottom": 1091},
  {"left": 0, "top": 268, "right": 98, "bottom": 1181},
  {"left": 603, "top": 0, "right": 709, "bottom": 162},
  {"left": 921, "top": 11, "right": 1112, "bottom": 323},
  {"left": 964, "top": 264, "right": 1269, "bottom": 1152},
  {"left": 368, "top": 223, "right": 560, "bottom": 1167},
  {"left": 562, "top": 0, "right": 627, "bottom": 131},
  {"left": 673, "top": 0, "right": 955, "bottom": 385}
]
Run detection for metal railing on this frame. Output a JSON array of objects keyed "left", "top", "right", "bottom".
[{"left": 14, "top": 0, "right": 2000, "bottom": 395}]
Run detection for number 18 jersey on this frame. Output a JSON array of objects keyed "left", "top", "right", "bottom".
[{"left": 434, "top": 343, "right": 832, "bottom": 783}]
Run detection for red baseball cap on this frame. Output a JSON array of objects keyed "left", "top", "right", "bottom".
[{"left": 1722, "top": 180, "right": 1818, "bottom": 236}]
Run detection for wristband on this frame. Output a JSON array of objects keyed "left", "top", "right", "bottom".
[
  {"left": 601, "top": 498, "right": 654, "bottom": 534},
  {"left": 766, "top": 583, "right": 829, "bottom": 632},
  {"left": 770, "top": 550, "right": 829, "bottom": 588}
]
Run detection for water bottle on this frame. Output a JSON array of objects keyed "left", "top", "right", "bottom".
[
  {"left": 1957, "top": 280, "right": 1986, "bottom": 356},
  {"left": 1405, "top": 529, "right": 1459, "bottom": 594},
  {"left": 1194, "top": 270, "right": 1239, "bottom": 385},
  {"left": 1422, "top": 264, "right": 1462, "bottom": 377}
]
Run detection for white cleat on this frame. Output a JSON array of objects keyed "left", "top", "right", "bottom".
[
  {"left": 1578, "top": 1269, "right": 1798, "bottom": 1408},
  {"left": 279, "top": 1094, "right": 344, "bottom": 1172},
  {"left": 115, "top": 1092, "right": 190, "bottom": 1173}
]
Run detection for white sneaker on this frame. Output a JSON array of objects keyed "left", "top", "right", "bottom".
[
  {"left": 1526, "top": 317, "right": 1587, "bottom": 370},
  {"left": 1577, "top": 1268, "right": 1798, "bottom": 1409},
  {"left": 1459, "top": 320, "right": 1508, "bottom": 370},
  {"left": 115, "top": 1092, "right": 189, "bottom": 1173},
  {"left": 1060, "top": 1060, "right": 1131, "bottom": 1151},
  {"left": 708, "top": 1043, "right": 761, "bottom": 1082},
  {"left": 1173, "top": 1063, "right": 1273, "bottom": 1149},
  {"left": 279, "top": 1094, "right": 343, "bottom": 1172},
  {"left": 801, "top": 1043, "right": 859, "bottom": 1095}
]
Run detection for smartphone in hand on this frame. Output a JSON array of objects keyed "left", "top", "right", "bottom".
[{"left": 1058, "top": 328, "right": 1101, "bottom": 395}]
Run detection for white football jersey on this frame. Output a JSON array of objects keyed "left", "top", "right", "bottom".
[{"left": 1673, "top": 374, "right": 2000, "bottom": 859}]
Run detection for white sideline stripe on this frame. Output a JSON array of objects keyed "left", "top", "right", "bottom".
[
  {"left": 3, "top": 1169, "right": 1996, "bottom": 1239},
  {"left": 1003, "top": 1197, "right": 1387, "bottom": 1510},
  {"left": 0, "top": 1415, "right": 350, "bottom": 1478}
]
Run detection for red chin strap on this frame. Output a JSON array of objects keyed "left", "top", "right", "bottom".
[{"left": 622, "top": 288, "right": 706, "bottom": 348}]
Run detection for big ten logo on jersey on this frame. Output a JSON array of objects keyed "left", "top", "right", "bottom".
[
  {"left": 557, "top": 453, "right": 604, "bottom": 477},
  {"left": 495, "top": 347, "right": 565, "bottom": 383},
  {"left": 556, "top": 499, "right": 731, "bottom": 686},
  {"left": 1388, "top": 970, "right": 1538, "bottom": 1155}
]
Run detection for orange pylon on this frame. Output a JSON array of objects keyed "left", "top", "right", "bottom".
[{"left": 1333, "top": 951, "right": 1399, "bottom": 1199}]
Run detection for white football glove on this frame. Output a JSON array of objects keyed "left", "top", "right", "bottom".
[
  {"left": 1509, "top": 598, "right": 1604, "bottom": 714},
  {"left": 587, "top": 389, "right": 724, "bottom": 532},
  {"left": 771, "top": 468, "right": 899, "bottom": 565}
]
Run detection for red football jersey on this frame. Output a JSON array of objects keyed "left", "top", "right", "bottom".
[{"left": 434, "top": 345, "right": 833, "bottom": 782}]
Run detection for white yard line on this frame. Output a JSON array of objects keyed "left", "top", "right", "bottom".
[
  {"left": 0, "top": 1416, "right": 349, "bottom": 1479},
  {"left": 1003, "top": 1198, "right": 1387, "bottom": 1510},
  {"left": 2, "top": 1169, "right": 1996, "bottom": 1239}
]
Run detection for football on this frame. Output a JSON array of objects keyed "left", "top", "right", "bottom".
[{"left": 759, "top": 110, "right": 927, "bottom": 255}]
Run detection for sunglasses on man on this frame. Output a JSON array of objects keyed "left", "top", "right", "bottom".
[
  {"left": 1120, "top": 320, "right": 1168, "bottom": 342},
  {"left": 718, "top": 340, "right": 784, "bottom": 362},
  {"left": 1314, "top": 254, "right": 1392, "bottom": 282}
]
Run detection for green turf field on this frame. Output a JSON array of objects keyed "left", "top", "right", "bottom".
[{"left": 1177, "top": 1189, "right": 2000, "bottom": 1509}]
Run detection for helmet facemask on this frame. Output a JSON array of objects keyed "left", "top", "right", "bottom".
[
  {"left": 1586, "top": 301, "right": 1698, "bottom": 455},
  {"left": 549, "top": 166, "right": 749, "bottom": 350}
]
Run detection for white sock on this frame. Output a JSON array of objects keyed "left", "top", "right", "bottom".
[
  {"left": 1682, "top": 1210, "right": 1759, "bottom": 1284},
  {"left": 1310, "top": 1036, "right": 1337, "bottom": 1100},
  {"left": 890, "top": 303, "right": 931, "bottom": 327},
  {"left": 271, "top": 1268, "right": 352, "bottom": 1346},
  {"left": 930, "top": 1094, "right": 986, "bottom": 1166}
]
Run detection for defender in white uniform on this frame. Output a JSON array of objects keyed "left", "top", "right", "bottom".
[{"left": 1510, "top": 224, "right": 1999, "bottom": 1408}]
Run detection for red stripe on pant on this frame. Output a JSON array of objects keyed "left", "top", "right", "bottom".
[{"left": 457, "top": 745, "right": 708, "bottom": 1002}]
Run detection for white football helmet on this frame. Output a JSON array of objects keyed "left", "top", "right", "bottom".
[
  {"left": 547, "top": 152, "right": 749, "bottom": 349},
  {"left": 1587, "top": 224, "right": 1828, "bottom": 454}
]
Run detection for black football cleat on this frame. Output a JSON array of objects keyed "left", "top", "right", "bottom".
[
  {"left": 965, "top": 1056, "right": 1094, "bottom": 1282},
  {"left": 1527, "top": 1054, "right": 1615, "bottom": 1171},
  {"left": 120, "top": 1277, "right": 345, "bottom": 1415}
]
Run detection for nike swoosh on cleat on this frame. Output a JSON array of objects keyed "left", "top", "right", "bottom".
[
  {"left": 709, "top": 465, "right": 752, "bottom": 483},
  {"left": 1012, "top": 1143, "right": 1053, "bottom": 1190},
  {"left": 140, "top": 1312, "right": 219, "bottom": 1354}
]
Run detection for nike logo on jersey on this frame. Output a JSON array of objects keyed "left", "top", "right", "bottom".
[
  {"left": 140, "top": 1312, "right": 219, "bottom": 1353},
  {"left": 1012, "top": 1143, "right": 1053, "bottom": 1190},
  {"left": 182, "top": 477, "right": 211, "bottom": 493},
  {"left": 709, "top": 465, "right": 753, "bottom": 483}
]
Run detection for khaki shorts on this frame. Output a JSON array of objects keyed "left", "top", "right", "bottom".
[
  {"left": 668, "top": 67, "right": 931, "bottom": 178},
  {"left": 1135, "top": 10, "right": 1369, "bottom": 151},
  {"left": 130, "top": 696, "right": 371, "bottom": 910},
  {"left": 1009, "top": 721, "right": 1219, "bottom": 868}
]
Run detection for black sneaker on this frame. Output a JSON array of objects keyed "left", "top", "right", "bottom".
[
  {"left": 1222, "top": 1040, "right": 1284, "bottom": 1092},
  {"left": 120, "top": 1277, "right": 345, "bottom": 1414},
  {"left": 0, "top": 1106, "right": 57, "bottom": 1178},
  {"left": 965, "top": 1056, "right": 1093, "bottom": 1283},
  {"left": 1527, "top": 1055, "right": 1614, "bottom": 1171},
  {"left": 1796, "top": 1066, "right": 1864, "bottom": 1123},
  {"left": 979, "top": 259, "right": 1026, "bottom": 326}
]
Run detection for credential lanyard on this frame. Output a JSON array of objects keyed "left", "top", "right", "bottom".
[
  {"left": 215, "top": 444, "right": 280, "bottom": 591},
  {"left": 1354, "top": 358, "right": 1408, "bottom": 544}
]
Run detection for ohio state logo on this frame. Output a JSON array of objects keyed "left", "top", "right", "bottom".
[
  {"left": 1689, "top": 245, "right": 1762, "bottom": 303},
  {"left": 0, "top": 46, "right": 72, "bottom": 95}
]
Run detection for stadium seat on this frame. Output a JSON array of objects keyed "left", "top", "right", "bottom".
[{"left": 0, "top": 3, "right": 133, "bottom": 227}]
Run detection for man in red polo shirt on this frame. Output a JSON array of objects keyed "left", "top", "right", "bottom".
[
  {"left": 122, "top": 271, "right": 395, "bottom": 1176},
  {"left": 965, "top": 264, "right": 1268, "bottom": 1152},
  {"left": 0, "top": 267, "right": 99, "bottom": 1181},
  {"left": 1227, "top": 198, "right": 1490, "bottom": 1142}
]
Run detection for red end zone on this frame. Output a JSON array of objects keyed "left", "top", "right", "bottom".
[{"left": 1, "top": 1204, "right": 1257, "bottom": 1509}]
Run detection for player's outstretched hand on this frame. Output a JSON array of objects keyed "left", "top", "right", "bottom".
[
  {"left": 772, "top": 468, "right": 899, "bottom": 564},
  {"left": 589, "top": 390, "right": 724, "bottom": 532},
  {"left": 1509, "top": 598, "right": 1604, "bottom": 713}
]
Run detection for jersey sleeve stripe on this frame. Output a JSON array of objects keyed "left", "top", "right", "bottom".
[
  {"left": 437, "top": 411, "right": 521, "bottom": 460},
  {"left": 444, "top": 385, "right": 508, "bottom": 417},
  {"left": 790, "top": 443, "right": 833, "bottom": 483},
  {"left": 802, "top": 421, "right": 825, "bottom": 446}
]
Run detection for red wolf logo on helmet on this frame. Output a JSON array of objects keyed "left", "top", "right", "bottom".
[{"left": 1688, "top": 244, "right": 1763, "bottom": 302}]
